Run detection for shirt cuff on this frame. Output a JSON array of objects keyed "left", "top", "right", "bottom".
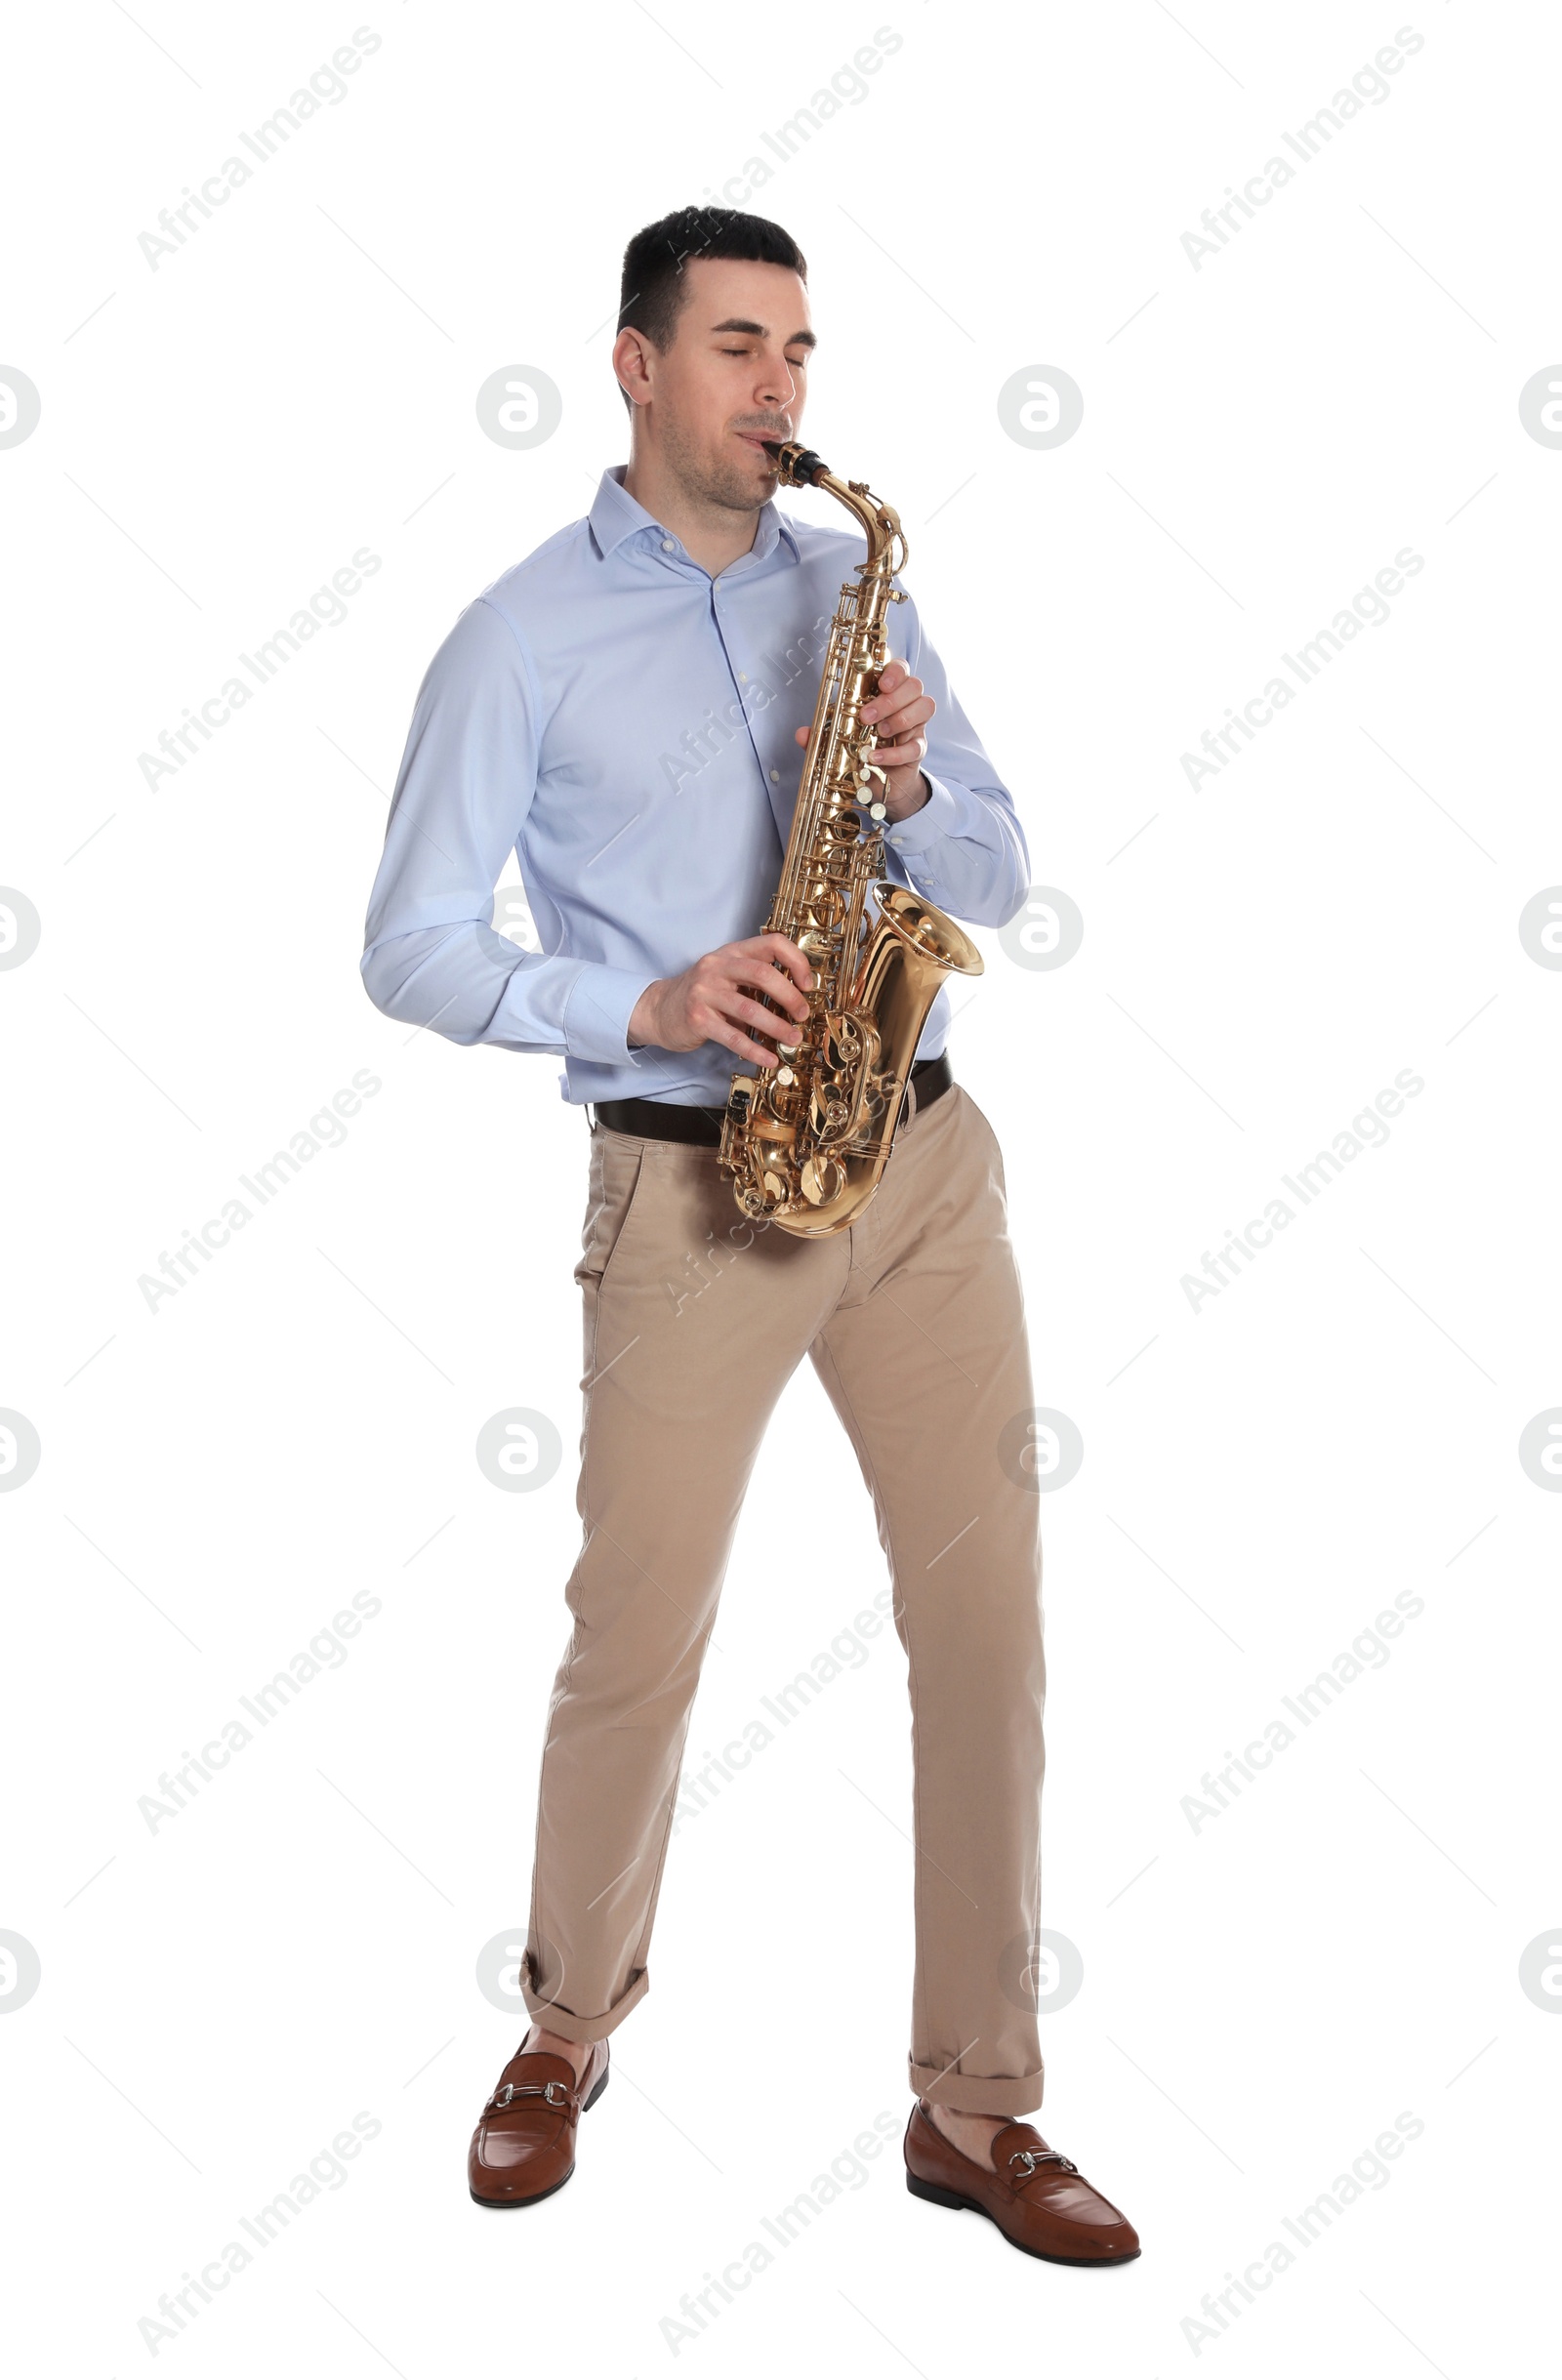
[
  {"left": 882, "top": 770, "right": 963, "bottom": 857},
  {"left": 560, "top": 961, "right": 662, "bottom": 1065}
]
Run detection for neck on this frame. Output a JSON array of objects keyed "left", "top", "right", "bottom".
[{"left": 622, "top": 445, "right": 764, "bottom": 579}]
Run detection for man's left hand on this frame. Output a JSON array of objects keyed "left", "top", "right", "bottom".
[{"left": 794, "top": 658, "right": 933, "bottom": 823}]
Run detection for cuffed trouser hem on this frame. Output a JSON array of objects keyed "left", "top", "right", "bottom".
[
  {"left": 910, "top": 2057, "right": 1046, "bottom": 2118},
  {"left": 519, "top": 1962, "right": 650, "bottom": 2045}
]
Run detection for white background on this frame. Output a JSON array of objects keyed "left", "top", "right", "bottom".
[{"left": 3, "top": 0, "right": 1557, "bottom": 2371}]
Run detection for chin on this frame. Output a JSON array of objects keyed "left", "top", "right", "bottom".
[{"left": 713, "top": 457, "right": 768, "bottom": 507}]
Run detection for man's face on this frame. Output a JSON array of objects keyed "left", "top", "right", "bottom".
[{"left": 619, "top": 256, "right": 813, "bottom": 511}]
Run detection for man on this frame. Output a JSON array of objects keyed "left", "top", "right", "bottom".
[{"left": 361, "top": 205, "right": 1137, "bottom": 2265}]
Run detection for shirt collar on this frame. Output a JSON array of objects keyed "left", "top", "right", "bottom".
[{"left": 588, "top": 463, "right": 799, "bottom": 571}]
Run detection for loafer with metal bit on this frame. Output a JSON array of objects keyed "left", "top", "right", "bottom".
[
  {"left": 468, "top": 2040, "right": 609, "bottom": 2207},
  {"left": 904, "top": 2102, "right": 1140, "bottom": 2264}
]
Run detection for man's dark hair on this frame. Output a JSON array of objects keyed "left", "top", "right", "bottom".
[{"left": 615, "top": 205, "right": 807, "bottom": 413}]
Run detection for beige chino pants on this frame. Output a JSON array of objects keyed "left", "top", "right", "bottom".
[{"left": 519, "top": 1082, "right": 1048, "bottom": 2116}]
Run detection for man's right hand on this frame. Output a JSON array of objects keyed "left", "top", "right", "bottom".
[{"left": 628, "top": 932, "right": 814, "bottom": 1066}]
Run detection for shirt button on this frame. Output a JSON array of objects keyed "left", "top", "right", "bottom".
[
  {"left": 769, "top": 769, "right": 780, "bottom": 782},
  {"left": 661, "top": 539, "right": 676, "bottom": 553},
  {"left": 738, "top": 671, "right": 748, "bottom": 681}
]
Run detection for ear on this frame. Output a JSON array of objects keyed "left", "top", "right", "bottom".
[{"left": 613, "top": 326, "right": 654, "bottom": 409}]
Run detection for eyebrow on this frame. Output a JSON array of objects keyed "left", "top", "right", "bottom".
[{"left": 708, "top": 316, "right": 817, "bottom": 351}]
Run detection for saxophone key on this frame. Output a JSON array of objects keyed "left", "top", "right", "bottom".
[{"left": 801, "top": 1153, "right": 845, "bottom": 1207}]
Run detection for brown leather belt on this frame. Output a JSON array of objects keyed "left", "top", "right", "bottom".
[{"left": 592, "top": 1049, "right": 954, "bottom": 1147}]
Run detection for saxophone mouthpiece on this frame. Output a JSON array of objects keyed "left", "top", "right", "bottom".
[{"left": 761, "top": 439, "right": 829, "bottom": 486}]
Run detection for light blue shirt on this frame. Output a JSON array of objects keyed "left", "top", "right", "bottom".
[{"left": 360, "top": 464, "right": 1030, "bottom": 1106}]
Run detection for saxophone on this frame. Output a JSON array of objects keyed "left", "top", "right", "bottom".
[{"left": 717, "top": 440, "right": 983, "bottom": 1240}]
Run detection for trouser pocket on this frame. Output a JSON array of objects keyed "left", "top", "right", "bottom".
[{"left": 575, "top": 1129, "right": 653, "bottom": 1293}]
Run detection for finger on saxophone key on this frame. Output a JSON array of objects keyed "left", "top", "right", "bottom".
[{"left": 760, "top": 933, "right": 814, "bottom": 1016}]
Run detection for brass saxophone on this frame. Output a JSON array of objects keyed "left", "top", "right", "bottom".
[{"left": 717, "top": 440, "right": 983, "bottom": 1240}]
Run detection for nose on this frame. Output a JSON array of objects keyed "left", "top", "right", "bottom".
[{"left": 757, "top": 352, "right": 797, "bottom": 411}]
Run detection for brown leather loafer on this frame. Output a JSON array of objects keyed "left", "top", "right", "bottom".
[
  {"left": 904, "top": 2101, "right": 1140, "bottom": 2264},
  {"left": 468, "top": 2039, "right": 609, "bottom": 2208}
]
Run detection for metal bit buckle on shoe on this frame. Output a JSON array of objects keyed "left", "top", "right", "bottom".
[
  {"left": 490, "top": 2078, "right": 571, "bottom": 2113},
  {"left": 1008, "top": 2146, "right": 1078, "bottom": 2179}
]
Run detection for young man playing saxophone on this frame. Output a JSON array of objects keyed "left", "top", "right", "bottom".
[{"left": 361, "top": 205, "right": 1138, "bottom": 2265}]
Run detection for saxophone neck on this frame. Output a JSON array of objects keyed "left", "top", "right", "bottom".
[{"left": 762, "top": 439, "right": 907, "bottom": 585}]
